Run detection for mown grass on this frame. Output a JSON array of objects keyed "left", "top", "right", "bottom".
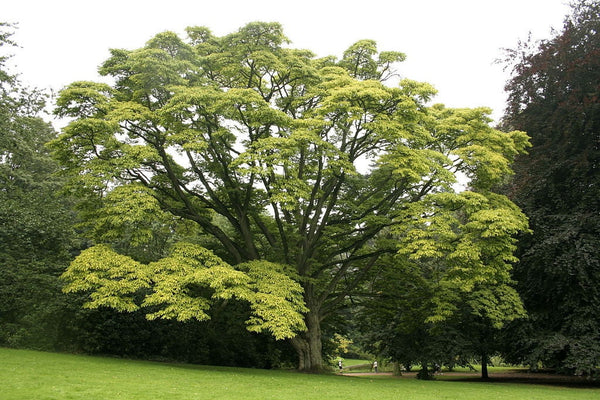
[{"left": 2, "top": 348, "right": 598, "bottom": 399}]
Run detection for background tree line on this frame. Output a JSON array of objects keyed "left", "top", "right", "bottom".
[{"left": 0, "top": 0, "right": 598, "bottom": 377}]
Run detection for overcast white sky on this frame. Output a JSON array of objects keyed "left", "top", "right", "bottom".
[{"left": 4, "top": 0, "right": 570, "bottom": 125}]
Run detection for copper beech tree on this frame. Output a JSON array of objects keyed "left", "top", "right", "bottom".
[
  {"left": 501, "top": 0, "right": 600, "bottom": 375},
  {"left": 53, "top": 22, "right": 529, "bottom": 371}
]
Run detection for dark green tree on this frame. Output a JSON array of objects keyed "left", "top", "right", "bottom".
[
  {"left": 500, "top": 0, "right": 600, "bottom": 376},
  {"left": 0, "top": 22, "right": 78, "bottom": 349}
]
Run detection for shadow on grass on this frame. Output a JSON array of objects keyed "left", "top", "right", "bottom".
[
  {"left": 434, "top": 372, "right": 600, "bottom": 389},
  {"left": 341, "top": 369, "right": 600, "bottom": 389}
]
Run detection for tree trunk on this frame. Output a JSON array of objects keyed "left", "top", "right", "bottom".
[
  {"left": 290, "top": 309, "right": 324, "bottom": 372},
  {"left": 481, "top": 351, "right": 489, "bottom": 380},
  {"left": 416, "top": 363, "right": 433, "bottom": 380},
  {"left": 392, "top": 361, "right": 402, "bottom": 376}
]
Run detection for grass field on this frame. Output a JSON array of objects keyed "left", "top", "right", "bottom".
[{"left": 2, "top": 348, "right": 598, "bottom": 400}]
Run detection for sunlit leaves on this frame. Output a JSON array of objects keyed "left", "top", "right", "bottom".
[
  {"left": 238, "top": 260, "right": 307, "bottom": 340},
  {"left": 54, "top": 81, "right": 114, "bottom": 118},
  {"left": 85, "top": 184, "right": 170, "bottom": 247},
  {"left": 338, "top": 40, "right": 406, "bottom": 81},
  {"left": 62, "top": 245, "right": 150, "bottom": 312},
  {"left": 61, "top": 243, "right": 307, "bottom": 339},
  {"left": 467, "top": 284, "right": 525, "bottom": 329},
  {"left": 426, "top": 105, "right": 530, "bottom": 190},
  {"left": 142, "top": 242, "right": 242, "bottom": 321},
  {"left": 396, "top": 190, "right": 529, "bottom": 326}
]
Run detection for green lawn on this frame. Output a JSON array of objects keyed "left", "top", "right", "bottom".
[{"left": 1, "top": 348, "right": 597, "bottom": 399}]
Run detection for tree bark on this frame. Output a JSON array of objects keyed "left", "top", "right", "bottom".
[
  {"left": 481, "top": 351, "right": 489, "bottom": 380},
  {"left": 290, "top": 309, "right": 324, "bottom": 372},
  {"left": 392, "top": 361, "right": 402, "bottom": 376}
]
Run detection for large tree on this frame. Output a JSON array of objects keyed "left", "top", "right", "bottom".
[
  {"left": 53, "top": 22, "right": 529, "bottom": 371},
  {"left": 500, "top": 0, "right": 600, "bottom": 376}
]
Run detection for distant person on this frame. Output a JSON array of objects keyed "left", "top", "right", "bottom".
[
  {"left": 373, "top": 361, "right": 378, "bottom": 373},
  {"left": 338, "top": 360, "right": 343, "bottom": 371}
]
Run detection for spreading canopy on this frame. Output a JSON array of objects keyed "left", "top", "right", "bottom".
[{"left": 51, "top": 22, "right": 530, "bottom": 369}]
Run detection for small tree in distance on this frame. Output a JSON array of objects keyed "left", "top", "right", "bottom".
[{"left": 53, "top": 22, "right": 530, "bottom": 371}]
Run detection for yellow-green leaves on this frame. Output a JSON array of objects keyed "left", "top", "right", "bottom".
[
  {"left": 62, "top": 245, "right": 150, "bottom": 312},
  {"left": 61, "top": 243, "right": 307, "bottom": 339},
  {"left": 142, "top": 242, "right": 243, "bottom": 322},
  {"left": 86, "top": 184, "right": 170, "bottom": 247},
  {"left": 396, "top": 190, "right": 529, "bottom": 327},
  {"left": 339, "top": 40, "right": 406, "bottom": 81},
  {"left": 427, "top": 105, "right": 531, "bottom": 189},
  {"left": 54, "top": 81, "right": 114, "bottom": 118},
  {"left": 467, "top": 285, "right": 526, "bottom": 329},
  {"left": 238, "top": 261, "right": 307, "bottom": 340}
]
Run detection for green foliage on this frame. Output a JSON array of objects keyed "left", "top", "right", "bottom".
[
  {"left": 62, "top": 245, "right": 150, "bottom": 312},
  {"left": 0, "top": 21, "right": 300, "bottom": 367},
  {"left": 70, "top": 304, "right": 298, "bottom": 368},
  {"left": 49, "top": 21, "right": 529, "bottom": 369},
  {"left": 330, "top": 333, "right": 354, "bottom": 358},
  {"left": 359, "top": 189, "right": 528, "bottom": 377},
  {"left": 396, "top": 191, "right": 528, "bottom": 327},
  {"left": 238, "top": 260, "right": 307, "bottom": 338},
  {"left": 62, "top": 243, "right": 307, "bottom": 340},
  {"left": 0, "top": 22, "right": 80, "bottom": 351}
]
